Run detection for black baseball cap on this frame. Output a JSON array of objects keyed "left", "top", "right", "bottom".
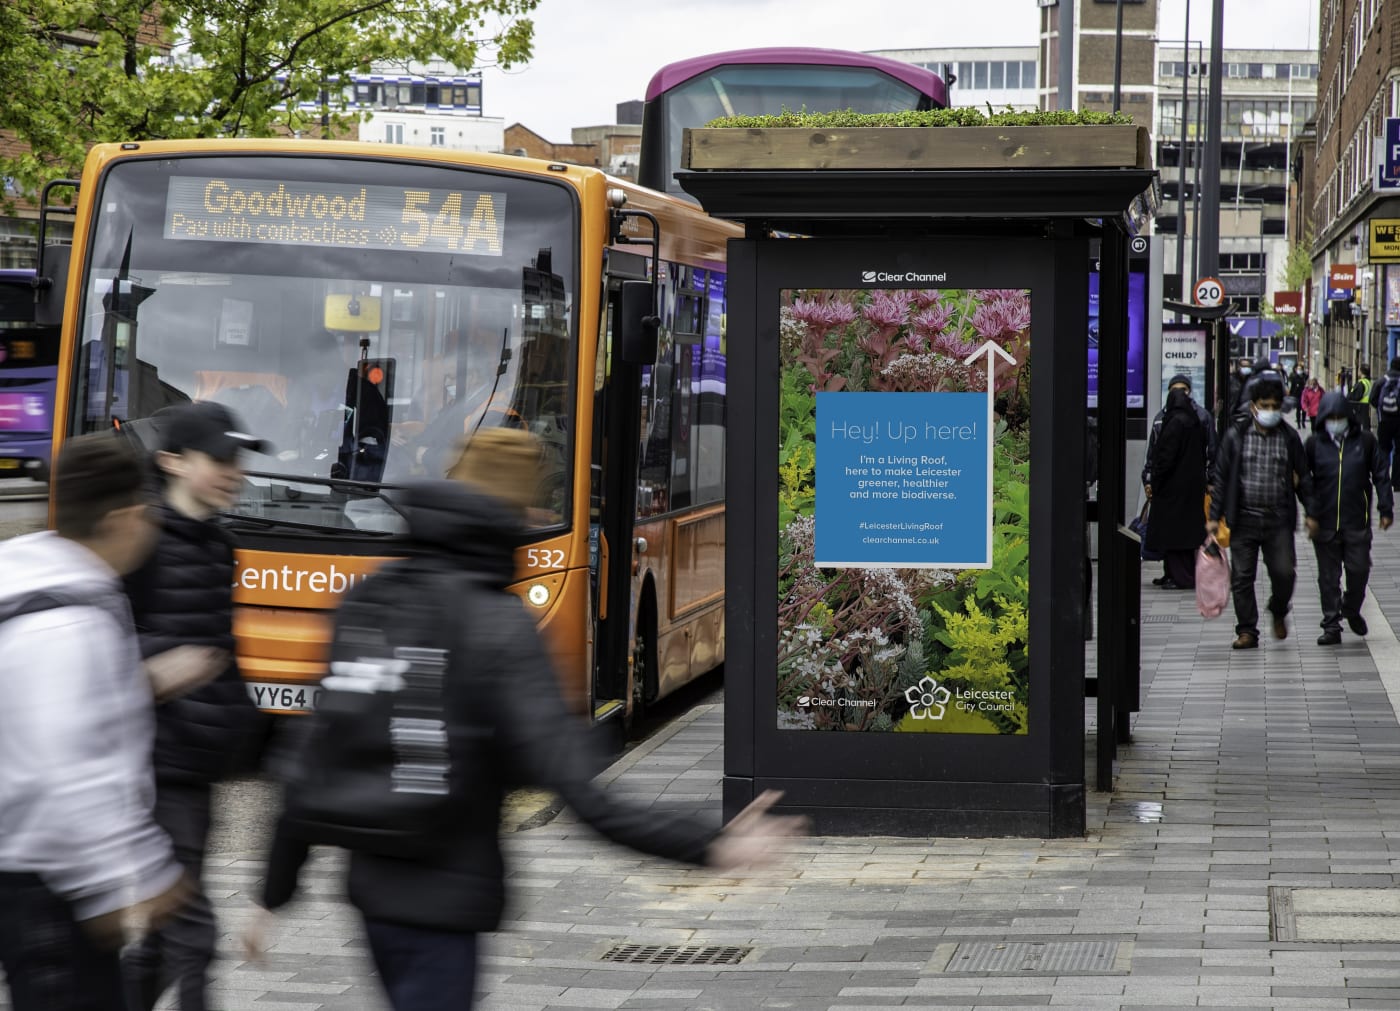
[
  {"left": 1168, "top": 373, "right": 1192, "bottom": 390},
  {"left": 156, "top": 402, "right": 270, "bottom": 461}
]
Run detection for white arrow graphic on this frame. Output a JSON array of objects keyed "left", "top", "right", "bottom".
[{"left": 964, "top": 340, "right": 1017, "bottom": 567}]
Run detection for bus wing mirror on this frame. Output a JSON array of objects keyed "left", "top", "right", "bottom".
[
  {"left": 34, "top": 244, "right": 70, "bottom": 327},
  {"left": 618, "top": 280, "right": 658, "bottom": 365}
]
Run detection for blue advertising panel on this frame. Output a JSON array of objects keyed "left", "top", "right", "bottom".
[
  {"left": 1087, "top": 269, "right": 1147, "bottom": 409},
  {"left": 1386, "top": 118, "right": 1400, "bottom": 180},
  {"left": 814, "top": 391, "right": 990, "bottom": 569}
]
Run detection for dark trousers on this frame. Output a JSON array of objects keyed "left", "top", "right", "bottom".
[
  {"left": 1229, "top": 517, "right": 1296, "bottom": 637},
  {"left": 0, "top": 872, "right": 126, "bottom": 1011},
  {"left": 1314, "top": 528, "right": 1372, "bottom": 632},
  {"left": 1163, "top": 549, "right": 1196, "bottom": 588},
  {"left": 365, "top": 919, "right": 479, "bottom": 1010},
  {"left": 122, "top": 782, "right": 216, "bottom": 1011},
  {"left": 1378, "top": 415, "right": 1400, "bottom": 490}
]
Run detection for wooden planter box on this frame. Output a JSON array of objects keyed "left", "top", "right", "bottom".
[{"left": 682, "top": 125, "right": 1151, "bottom": 172}]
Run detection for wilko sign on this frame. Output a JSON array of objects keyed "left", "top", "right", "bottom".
[
  {"left": 1272, "top": 291, "right": 1302, "bottom": 316},
  {"left": 1329, "top": 264, "right": 1357, "bottom": 289}
]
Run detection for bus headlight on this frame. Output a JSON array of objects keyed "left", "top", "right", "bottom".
[{"left": 527, "top": 583, "right": 551, "bottom": 607}]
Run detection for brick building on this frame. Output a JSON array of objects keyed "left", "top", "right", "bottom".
[
  {"left": 1038, "top": 0, "right": 1158, "bottom": 134},
  {"left": 1309, "top": 0, "right": 1400, "bottom": 377},
  {"left": 503, "top": 122, "right": 641, "bottom": 180}
]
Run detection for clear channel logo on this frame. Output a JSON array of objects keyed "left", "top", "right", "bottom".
[
  {"left": 860, "top": 269, "right": 949, "bottom": 284},
  {"left": 904, "top": 675, "right": 952, "bottom": 720},
  {"left": 795, "top": 695, "right": 877, "bottom": 710}
]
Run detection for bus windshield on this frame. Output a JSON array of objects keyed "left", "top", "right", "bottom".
[
  {"left": 659, "top": 64, "right": 927, "bottom": 197},
  {"left": 73, "top": 154, "right": 576, "bottom": 535}
]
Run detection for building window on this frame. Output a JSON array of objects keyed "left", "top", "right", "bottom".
[
  {"left": 1005, "top": 61, "right": 1020, "bottom": 88},
  {"left": 430, "top": 126, "right": 445, "bottom": 147},
  {"left": 425, "top": 84, "right": 440, "bottom": 105},
  {"left": 990, "top": 61, "right": 1004, "bottom": 88},
  {"left": 385, "top": 123, "right": 403, "bottom": 144},
  {"left": 466, "top": 83, "right": 481, "bottom": 108},
  {"left": 973, "top": 61, "right": 987, "bottom": 89}
]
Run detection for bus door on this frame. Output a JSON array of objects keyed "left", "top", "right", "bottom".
[{"left": 592, "top": 251, "right": 650, "bottom": 719}]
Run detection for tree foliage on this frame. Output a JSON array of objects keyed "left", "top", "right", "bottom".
[
  {"left": 1262, "top": 231, "right": 1314, "bottom": 339},
  {"left": 0, "top": 0, "right": 538, "bottom": 209}
]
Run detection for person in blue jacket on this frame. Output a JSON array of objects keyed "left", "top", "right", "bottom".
[{"left": 1302, "top": 391, "right": 1394, "bottom": 645}]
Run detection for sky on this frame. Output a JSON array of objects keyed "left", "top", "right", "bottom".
[{"left": 477, "top": 0, "right": 1318, "bottom": 141}]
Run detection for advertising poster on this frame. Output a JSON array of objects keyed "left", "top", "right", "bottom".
[
  {"left": 1086, "top": 270, "right": 1146, "bottom": 409},
  {"left": 1160, "top": 325, "right": 1209, "bottom": 404},
  {"left": 777, "top": 288, "right": 1030, "bottom": 735}
]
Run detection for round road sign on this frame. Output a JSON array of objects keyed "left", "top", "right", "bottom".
[{"left": 1193, "top": 276, "right": 1224, "bottom": 307}]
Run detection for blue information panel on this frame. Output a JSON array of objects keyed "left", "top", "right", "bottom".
[
  {"left": 1386, "top": 118, "right": 1400, "bottom": 180},
  {"left": 815, "top": 391, "right": 990, "bottom": 569}
]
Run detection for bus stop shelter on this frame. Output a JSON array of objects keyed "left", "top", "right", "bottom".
[{"left": 680, "top": 141, "right": 1156, "bottom": 836}]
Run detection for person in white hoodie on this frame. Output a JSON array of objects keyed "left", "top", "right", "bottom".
[{"left": 0, "top": 433, "right": 220, "bottom": 1011}]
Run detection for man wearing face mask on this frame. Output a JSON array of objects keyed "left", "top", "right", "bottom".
[
  {"left": 1302, "top": 392, "right": 1394, "bottom": 645},
  {"left": 1208, "top": 377, "right": 1311, "bottom": 649}
]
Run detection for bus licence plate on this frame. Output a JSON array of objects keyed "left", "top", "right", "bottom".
[
  {"left": 0, "top": 459, "right": 19, "bottom": 470},
  {"left": 247, "top": 681, "right": 321, "bottom": 713}
]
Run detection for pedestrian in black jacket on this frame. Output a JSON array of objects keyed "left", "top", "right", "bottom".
[
  {"left": 1208, "top": 377, "right": 1311, "bottom": 649},
  {"left": 121, "top": 402, "right": 270, "bottom": 1011},
  {"left": 248, "top": 429, "right": 802, "bottom": 1010},
  {"left": 1303, "top": 391, "right": 1395, "bottom": 645},
  {"left": 1289, "top": 365, "right": 1308, "bottom": 426},
  {"left": 1146, "top": 383, "right": 1210, "bottom": 589}
]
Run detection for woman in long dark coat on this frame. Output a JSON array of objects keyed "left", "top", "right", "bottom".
[{"left": 1146, "top": 386, "right": 1209, "bottom": 588}]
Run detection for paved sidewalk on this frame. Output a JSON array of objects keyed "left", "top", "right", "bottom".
[{"left": 10, "top": 525, "right": 1400, "bottom": 1009}]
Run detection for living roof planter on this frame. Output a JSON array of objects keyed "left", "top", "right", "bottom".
[{"left": 682, "top": 124, "right": 1152, "bottom": 173}]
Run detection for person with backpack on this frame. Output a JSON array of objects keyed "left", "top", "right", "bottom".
[
  {"left": 0, "top": 434, "right": 219, "bottom": 1011},
  {"left": 120, "top": 402, "right": 271, "bottom": 1011},
  {"left": 1302, "top": 392, "right": 1394, "bottom": 644},
  {"left": 246, "top": 428, "right": 803, "bottom": 1010},
  {"left": 1372, "top": 356, "right": 1400, "bottom": 490},
  {"left": 1350, "top": 362, "right": 1375, "bottom": 432}
]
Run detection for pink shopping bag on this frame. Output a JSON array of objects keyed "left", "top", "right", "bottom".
[{"left": 1195, "top": 535, "right": 1229, "bottom": 619}]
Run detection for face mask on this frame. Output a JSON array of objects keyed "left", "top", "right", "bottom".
[
  {"left": 1326, "top": 418, "right": 1349, "bottom": 438},
  {"left": 1254, "top": 408, "right": 1282, "bottom": 428},
  {"left": 1240, "top": 367, "right": 1252, "bottom": 376}
]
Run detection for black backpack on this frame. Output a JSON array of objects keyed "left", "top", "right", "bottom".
[
  {"left": 280, "top": 557, "right": 488, "bottom": 857},
  {"left": 1378, "top": 375, "right": 1400, "bottom": 417}
]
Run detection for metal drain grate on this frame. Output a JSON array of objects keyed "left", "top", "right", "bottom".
[
  {"left": 930, "top": 939, "right": 1131, "bottom": 975},
  {"left": 1271, "top": 886, "right": 1400, "bottom": 942},
  {"left": 600, "top": 943, "right": 752, "bottom": 966},
  {"left": 1141, "top": 614, "right": 1179, "bottom": 624}
]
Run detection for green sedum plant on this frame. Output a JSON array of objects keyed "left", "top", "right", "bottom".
[{"left": 707, "top": 107, "right": 1134, "bottom": 129}]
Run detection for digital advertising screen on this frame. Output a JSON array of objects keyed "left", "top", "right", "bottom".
[{"left": 1086, "top": 267, "right": 1147, "bottom": 411}]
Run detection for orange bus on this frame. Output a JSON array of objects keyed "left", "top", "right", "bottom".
[{"left": 36, "top": 139, "right": 735, "bottom": 730}]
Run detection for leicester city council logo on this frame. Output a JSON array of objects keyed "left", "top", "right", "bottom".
[{"left": 904, "top": 675, "right": 951, "bottom": 720}]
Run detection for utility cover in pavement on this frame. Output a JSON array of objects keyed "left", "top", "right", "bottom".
[
  {"left": 928, "top": 939, "right": 1132, "bottom": 975},
  {"left": 600, "top": 943, "right": 752, "bottom": 966},
  {"left": 1271, "top": 887, "right": 1400, "bottom": 942}
]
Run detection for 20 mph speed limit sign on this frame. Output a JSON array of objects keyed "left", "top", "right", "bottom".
[{"left": 1193, "top": 276, "right": 1225, "bottom": 307}]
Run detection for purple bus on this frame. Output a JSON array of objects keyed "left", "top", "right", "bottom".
[
  {"left": 0, "top": 268, "right": 57, "bottom": 480},
  {"left": 638, "top": 47, "right": 947, "bottom": 198}
]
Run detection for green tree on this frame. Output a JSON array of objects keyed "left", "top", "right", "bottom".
[
  {"left": 0, "top": 0, "right": 538, "bottom": 210},
  {"left": 1263, "top": 232, "right": 1314, "bottom": 344}
]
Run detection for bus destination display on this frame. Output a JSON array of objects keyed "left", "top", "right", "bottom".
[{"left": 164, "top": 177, "right": 507, "bottom": 256}]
